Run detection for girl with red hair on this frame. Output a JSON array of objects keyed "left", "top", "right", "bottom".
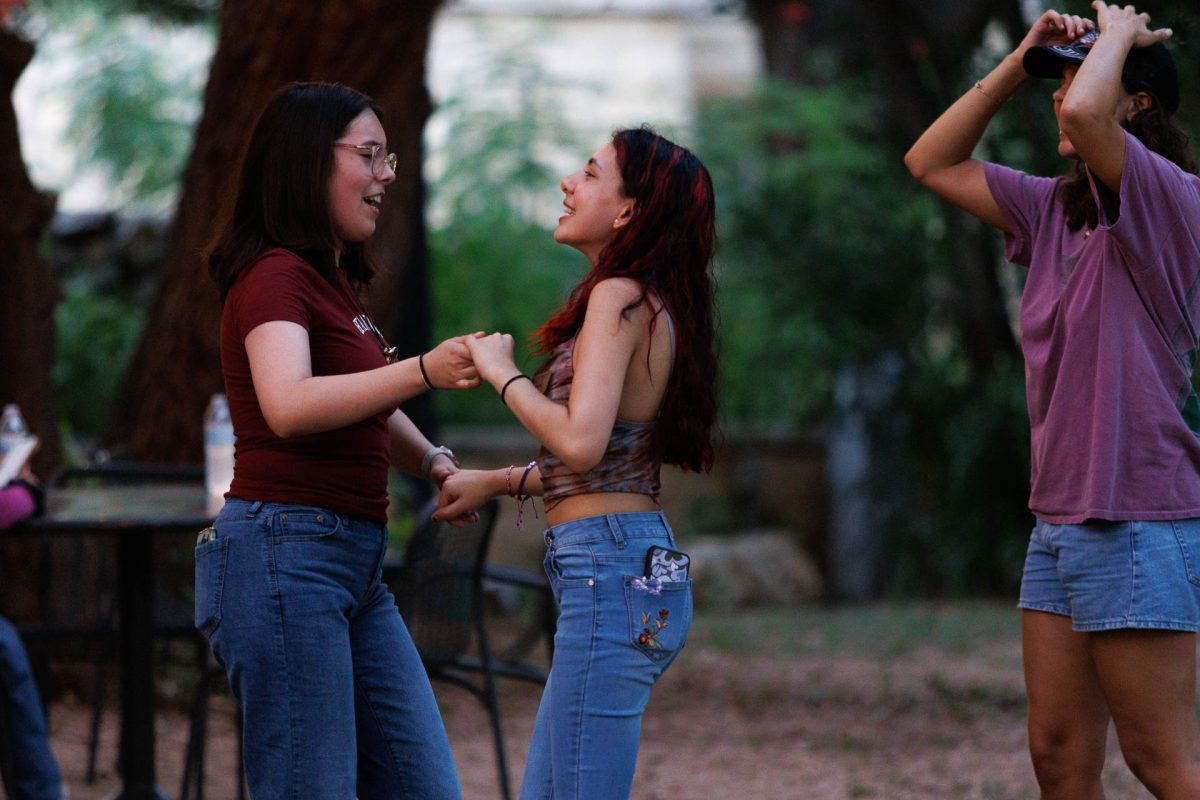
[{"left": 436, "top": 127, "right": 717, "bottom": 798}]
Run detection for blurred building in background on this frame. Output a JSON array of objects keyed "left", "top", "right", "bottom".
[{"left": 14, "top": 0, "right": 759, "bottom": 214}]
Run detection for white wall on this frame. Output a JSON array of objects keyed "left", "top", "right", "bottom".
[{"left": 425, "top": 5, "right": 760, "bottom": 194}]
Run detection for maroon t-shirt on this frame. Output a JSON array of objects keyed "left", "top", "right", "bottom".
[{"left": 221, "top": 248, "right": 392, "bottom": 522}]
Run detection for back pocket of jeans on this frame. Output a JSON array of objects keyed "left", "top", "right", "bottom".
[
  {"left": 194, "top": 536, "right": 230, "bottom": 639},
  {"left": 625, "top": 576, "right": 692, "bottom": 665}
]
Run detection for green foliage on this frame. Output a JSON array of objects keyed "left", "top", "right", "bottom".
[
  {"left": 52, "top": 279, "right": 147, "bottom": 440},
  {"left": 27, "top": 1, "right": 211, "bottom": 209},
  {"left": 699, "top": 79, "right": 1032, "bottom": 596},
  {"left": 699, "top": 80, "right": 940, "bottom": 423},
  {"left": 885, "top": 354, "right": 1032, "bottom": 596},
  {"left": 30, "top": 0, "right": 218, "bottom": 26},
  {"left": 427, "top": 44, "right": 596, "bottom": 424},
  {"left": 430, "top": 208, "right": 580, "bottom": 428}
]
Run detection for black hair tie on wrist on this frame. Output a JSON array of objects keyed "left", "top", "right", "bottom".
[
  {"left": 419, "top": 352, "right": 436, "bottom": 391},
  {"left": 500, "top": 373, "right": 532, "bottom": 406}
]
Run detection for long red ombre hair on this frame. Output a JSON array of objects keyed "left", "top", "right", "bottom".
[{"left": 534, "top": 127, "right": 718, "bottom": 473}]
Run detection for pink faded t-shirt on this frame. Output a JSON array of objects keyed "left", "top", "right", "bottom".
[{"left": 986, "top": 132, "right": 1200, "bottom": 523}]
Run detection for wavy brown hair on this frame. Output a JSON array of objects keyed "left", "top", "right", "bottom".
[{"left": 533, "top": 128, "right": 719, "bottom": 473}]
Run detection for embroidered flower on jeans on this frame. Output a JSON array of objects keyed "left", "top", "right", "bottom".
[{"left": 638, "top": 608, "right": 671, "bottom": 649}]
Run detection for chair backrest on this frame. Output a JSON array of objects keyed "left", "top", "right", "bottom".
[{"left": 390, "top": 498, "right": 500, "bottom": 667}]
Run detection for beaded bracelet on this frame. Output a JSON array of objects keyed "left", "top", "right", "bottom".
[{"left": 514, "top": 460, "right": 538, "bottom": 529}]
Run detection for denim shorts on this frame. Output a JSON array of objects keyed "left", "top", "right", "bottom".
[{"left": 1018, "top": 517, "right": 1200, "bottom": 632}]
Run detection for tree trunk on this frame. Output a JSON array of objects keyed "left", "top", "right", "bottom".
[
  {"left": 747, "top": 0, "right": 1024, "bottom": 369},
  {"left": 0, "top": 27, "right": 62, "bottom": 475},
  {"left": 107, "top": 0, "right": 441, "bottom": 462},
  {"left": 855, "top": 0, "right": 1024, "bottom": 370}
]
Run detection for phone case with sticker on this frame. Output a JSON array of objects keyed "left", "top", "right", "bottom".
[{"left": 645, "top": 545, "right": 689, "bottom": 582}]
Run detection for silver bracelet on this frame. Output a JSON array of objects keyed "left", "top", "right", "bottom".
[{"left": 421, "top": 445, "right": 460, "bottom": 479}]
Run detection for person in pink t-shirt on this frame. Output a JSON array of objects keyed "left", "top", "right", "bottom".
[{"left": 906, "top": 3, "right": 1200, "bottom": 798}]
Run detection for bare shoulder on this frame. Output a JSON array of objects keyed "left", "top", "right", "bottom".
[
  {"left": 590, "top": 277, "right": 645, "bottom": 306},
  {"left": 581, "top": 278, "right": 650, "bottom": 339},
  {"left": 587, "top": 278, "right": 653, "bottom": 325}
]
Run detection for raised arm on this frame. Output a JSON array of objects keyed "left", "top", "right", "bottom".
[
  {"left": 1058, "top": 2, "right": 1171, "bottom": 193},
  {"left": 468, "top": 278, "right": 646, "bottom": 475},
  {"left": 904, "top": 10, "right": 1094, "bottom": 230},
  {"left": 245, "top": 323, "right": 478, "bottom": 438}
]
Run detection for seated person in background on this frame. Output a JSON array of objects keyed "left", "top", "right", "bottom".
[{"left": 0, "top": 469, "right": 67, "bottom": 800}]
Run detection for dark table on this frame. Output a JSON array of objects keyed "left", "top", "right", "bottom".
[{"left": 15, "top": 484, "right": 213, "bottom": 800}]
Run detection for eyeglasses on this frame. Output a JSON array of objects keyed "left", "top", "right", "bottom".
[{"left": 334, "top": 142, "right": 397, "bottom": 178}]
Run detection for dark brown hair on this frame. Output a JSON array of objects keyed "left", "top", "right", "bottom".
[{"left": 209, "top": 82, "right": 381, "bottom": 296}]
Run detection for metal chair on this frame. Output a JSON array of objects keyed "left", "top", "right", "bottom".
[{"left": 385, "top": 499, "right": 555, "bottom": 800}]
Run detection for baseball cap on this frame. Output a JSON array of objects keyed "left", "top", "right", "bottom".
[{"left": 1023, "top": 29, "right": 1180, "bottom": 116}]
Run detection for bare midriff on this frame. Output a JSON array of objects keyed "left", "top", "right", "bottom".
[{"left": 545, "top": 491, "right": 660, "bottom": 528}]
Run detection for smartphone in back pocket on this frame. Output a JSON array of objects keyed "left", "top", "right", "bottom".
[{"left": 645, "top": 546, "right": 689, "bottom": 582}]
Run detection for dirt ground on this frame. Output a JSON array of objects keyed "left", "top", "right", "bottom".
[{"left": 37, "top": 605, "right": 1158, "bottom": 800}]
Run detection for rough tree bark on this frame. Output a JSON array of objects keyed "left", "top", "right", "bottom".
[
  {"left": 107, "top": 0, "right": 442, "bottom": 462},
  {"left": 0, "top": 26, "right": 62, "bottom": 475}
]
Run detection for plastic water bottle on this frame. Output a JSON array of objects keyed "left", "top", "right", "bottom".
[
  {"left": 0, "top": 403, "right": 29, "bottom": 458},
  {"left": 204, "top": 393, "right": 234, "bottom": 514}
]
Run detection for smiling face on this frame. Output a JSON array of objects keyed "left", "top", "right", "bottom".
[
  {"left": 328, "top": 109, "right": 394, "bottom": 250},
  {"left": 554, "top": 142, "right": 635, "bottom": 265}
]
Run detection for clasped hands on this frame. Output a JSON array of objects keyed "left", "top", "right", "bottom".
[
  {"left": 421, "top": 331, "right": 518, "bottom": 390},
  {"left": 423, "top": 331, "right": 520, "bottom": 527}
]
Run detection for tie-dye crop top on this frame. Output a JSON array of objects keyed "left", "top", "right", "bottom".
[{"left": 536, "top": 316, "right": 675, "bottom": 509}]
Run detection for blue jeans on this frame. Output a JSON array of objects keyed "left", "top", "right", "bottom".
[
  {"left": 194, "top": 498, "right": 461, "bottom": 800},
  {"left": 0, "top": 616, "right": 63, "bottom": 800},
  {"left": 1019, "top": 517, "right": 1200, "bottom": 631},
  {"left": 520, "top": 512, "right": 693, "bottom": 800}
]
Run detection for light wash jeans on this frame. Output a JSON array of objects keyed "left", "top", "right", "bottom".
[
  {"left": 520, "top": 511, "right": 693, "bottom": 800},
  {"left": 194, "top": 498, "right": 461, "bottom": 800},
  {"left": 0, "top": 616, "right": 63, "bottom": 800}
]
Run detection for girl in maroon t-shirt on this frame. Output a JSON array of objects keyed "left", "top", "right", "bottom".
[
  {"left": 906, "top": 3, "right": 1200, "bottom": 798},
  {"left": 196, "top": 82, "right": 478, "bottom": 799}
]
